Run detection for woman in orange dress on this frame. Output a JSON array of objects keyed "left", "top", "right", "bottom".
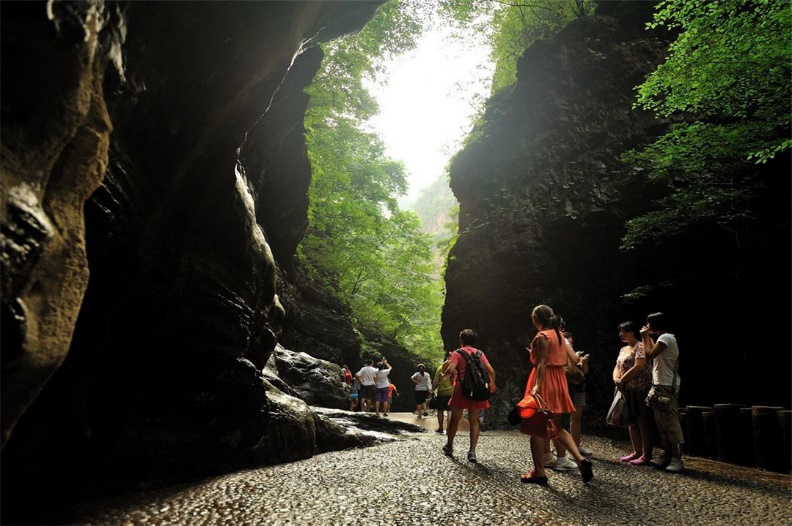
[{"left": 521, "top": 305, "right": 593, "bottom": 485}]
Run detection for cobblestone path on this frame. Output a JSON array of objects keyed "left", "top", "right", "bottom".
[{"left": 63, "top": 415, "right": 790, "bottom": 526}]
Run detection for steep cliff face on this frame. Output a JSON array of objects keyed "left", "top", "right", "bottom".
[
  {"left": 442, "top": 2, "right": 790, "bottom": 425},
  {"left": 1, "top": 0, "right": 385, "bottom": 516}
]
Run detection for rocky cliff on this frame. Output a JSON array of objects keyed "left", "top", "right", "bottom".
[
  {"left": 442, "top": 2, "right": 791, "bottom": 426},
  {"left": 1, "top": 0, "right": 390, "bottom": 518}
]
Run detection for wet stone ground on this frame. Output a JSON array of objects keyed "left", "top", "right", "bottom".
[{"left": 61, "top": 415, "right": 790, "bottom": 526}]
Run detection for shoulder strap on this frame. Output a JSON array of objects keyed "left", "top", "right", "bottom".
[{"left": 456, "top": 348, "right": 470, "bottom": 362}]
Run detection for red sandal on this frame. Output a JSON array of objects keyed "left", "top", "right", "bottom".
[{"left": 520, "top": 471, "right": 549, "bottom": 485}]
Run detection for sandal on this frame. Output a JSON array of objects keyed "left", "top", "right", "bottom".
[{"left": 520, "top": 471, "right": 548, "bottom": 485}]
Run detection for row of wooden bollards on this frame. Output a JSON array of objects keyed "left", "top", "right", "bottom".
[{"left": 679, "top": 405, "right": 791, "bottom": 473}]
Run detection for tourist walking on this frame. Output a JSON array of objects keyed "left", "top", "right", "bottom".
[
  {"left": 641, "top": 312, "right": 684, "bottom": 473},
  {"left": 441, "top": 329, "right": 496, "bottom": 463},
  {"left": 411, "top": 364, "right": 433, "bottom": 418},
  {"left": 433, "top": 353, "right": 454, "bottom": 433},
  {"left": 356, "top": 360, "right": 378, "bottom": 413},
  {"left": 521, "top": 305, "right": 593, "bottom": 485},
  {"left": 613, "top": 321, "right": 654, "bottom": 465}
]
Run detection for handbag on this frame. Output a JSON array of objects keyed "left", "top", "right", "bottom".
[
  {"left": 518, "top": 393, "right": 559, "bottom": 439},
  {"left": 428, "top": 394, "right": 438, "bottom": 410},
  {"left": 606, "top": 389, "right": 633, "bottom": 427},
  {"left": 565, "top": 356, "right": 585, "bottom": 385},
  {"left": 645, "top": 355, "right": 679, "bottom": 412}
]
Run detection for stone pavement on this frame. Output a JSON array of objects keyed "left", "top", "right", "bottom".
[{"left": 60, "top": 413, "right": 790, "bottom": 526}]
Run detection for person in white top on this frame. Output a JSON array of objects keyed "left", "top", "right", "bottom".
[
  {"left": 641, "top": 311, "right": 685, "bottom": 473},
  {"left": 374, "top": 358, "right": 392, "bottom": 416},
  {"left": 411, "top": 364, "right": 433, "bottom": 419},
  {"left": 356, "top": 360, "right": 378, "bottom": 413}
]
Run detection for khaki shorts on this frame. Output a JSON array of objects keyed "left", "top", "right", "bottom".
[{"left": 652, "top": 384, "right": 685, "bottom": 445}]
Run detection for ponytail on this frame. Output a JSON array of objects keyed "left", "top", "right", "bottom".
[{"left": 550, "top": 315, "right": 563, "bottom": 347}]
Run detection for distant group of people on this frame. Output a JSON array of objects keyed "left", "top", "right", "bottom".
[
  {"left": 337, "top": 305, "right": 683, "bottom": 485},
  {"left": 342, "top": 358, "right": 398, "bottom": 416}
]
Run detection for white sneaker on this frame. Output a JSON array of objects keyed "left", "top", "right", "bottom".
[
  {"left": 579, "top": 446, "right": 592, "bottom": 457},
  {"left": 543, "top": 453, "right": 557, "bottom": 467},
  {"left": 665, "top": 459, "right": 685, "bottom": 473},
  {"left": 650, "top": 456, "right": 670, "bottom": 468},
  {"left": 552, "top": 456, "right": 577, "bottom": 471}
]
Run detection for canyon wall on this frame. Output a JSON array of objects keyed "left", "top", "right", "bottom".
[
  {"left": 1, "top": 0, "right": 388, "bottom": 518},
  {"left": 442, "top": 2, "right": 791, "bottom": 425}
]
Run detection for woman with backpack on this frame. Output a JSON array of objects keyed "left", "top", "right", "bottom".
[
  {"left": 521, "top": 305, "right": 593, "bottom": 485},
  {"left": 441, "top": 329, "right": 496, "bottom": 463}
]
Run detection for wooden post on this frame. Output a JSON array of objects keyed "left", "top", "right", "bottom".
[
  {"left": 685, "top": 406, "right": 712, "bottom": 457},
  {"left": 751, "top": 406, "right": 784, "bottom": 471},
  {"left": 714, "top": 404, "right": 742, "bottom": 463},
  {"left": 778, "top": 409, "right": 791, "bottom": 473},
  {"left": 702, "top": 411, "right": 718, "bottom": 459}
]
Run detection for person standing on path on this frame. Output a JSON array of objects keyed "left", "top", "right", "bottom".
[
  {"left": 613, "top": 321, "right": 654, "bottom": 465},
  {"left": 551, "top": 329, "right": 590, "bottom": 470},
  {"left": 411, "top": 364, "right": 433, "bottom": 418},
  {"left": 374, "top": 358, "right": 392, "bottom": 416},
  {"left": 641, "top": 312, "right": 685, "bottom": 473},
  {"left": 521, "top": 305, "right": 593, "bottom": 485},
  {"left": 356, "top": 360, "right": 378, "bottom": 413},
  {"left": 441, "top": 329, "right": 496, "bottom": 463},
  {"left": 433, "top": 353, "right": 454, "bottom": 433}
]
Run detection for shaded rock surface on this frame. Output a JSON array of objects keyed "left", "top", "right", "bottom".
[
  {"left": 268, "top": 344, "right": 348, "bottom": 410},
  {"left": 441, "top": 1, "right": 790, "bottom": 426},
  {"left": 0, "top": 0, "right": 387, "bottom": 518}
]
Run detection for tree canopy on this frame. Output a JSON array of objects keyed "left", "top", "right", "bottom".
[
  {"left": 300, "top": 1, "right": 445, "bottom": 363},
  {"left": 622, "top": 0, "right": 791, "bottom": 250}
]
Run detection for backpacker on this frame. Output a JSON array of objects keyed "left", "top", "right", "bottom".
[{"left": 456, "top": 348, "right": 491, "bottom": 401}]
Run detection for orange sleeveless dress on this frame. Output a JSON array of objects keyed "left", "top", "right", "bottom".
[{"left": 525, "top": 329, "right": 576, "bottom": 414}]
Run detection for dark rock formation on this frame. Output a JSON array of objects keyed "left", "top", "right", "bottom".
[
  {"left": 442, "top": 2, "right": 790, "bottom": 426},
  {"left": 278, "top": 265, "right": 433, "bottom": 413},
  {"left": 1, "top": 0, "right": 387, "bottom": 520},
  {"left": 268, "top": 344, "right": 348, "bottom": 409},
  {"left": 279, "top": 265, "right": 364, "bottom": 368},
  {"left": 0, "top": 0, "right": 117, "bottom": 449}
]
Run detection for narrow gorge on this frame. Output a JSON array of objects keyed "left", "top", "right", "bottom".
[{"left": 1, "top": 1, "right": 789, "bottom": 522}]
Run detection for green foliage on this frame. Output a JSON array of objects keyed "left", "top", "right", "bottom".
[
  {"left": 623, "top": 0, "right": 791, "bottom": 249},
  {"left": 300, "top": 1, "right": 444, "bottom": 362},
  {"left": 440, "top": 0, "right": 594, "bottom": 93}
]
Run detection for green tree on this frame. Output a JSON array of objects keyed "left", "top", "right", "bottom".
[
  {"left": 299, "top": 0, "right": 444, "bottom": 362},
  {"left": 622, "top": 0, "right": 791, "bottom": 250},
  {"left": 440, "top": 0, "right": 594, "bottom": 93}
]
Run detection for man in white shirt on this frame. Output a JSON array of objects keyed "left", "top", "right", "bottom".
[{"left": 356, "top": 360, "right": 378, "bottom": 412}]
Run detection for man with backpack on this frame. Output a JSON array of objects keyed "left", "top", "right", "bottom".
[{"left": 441, "top": 329, "right": 496, "bottom": 463}]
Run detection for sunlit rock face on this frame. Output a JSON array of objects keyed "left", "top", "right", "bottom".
[
  {"left": 442, "top": 1, "right": 790, "bottom": 425},
  {"left": 1, "top": 0, "right": 384, "bottom": 516},
  {"left": 0, "top": 0, "right": 117, "bottom": 450}
]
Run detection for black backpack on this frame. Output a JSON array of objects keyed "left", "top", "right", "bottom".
[{"left": 456, "top": 349, "right": 491, "bottom": 401}]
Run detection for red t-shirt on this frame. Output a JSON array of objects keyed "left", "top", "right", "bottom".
[{"left": 344, "top": 370, "right": 353, "bottom": 385}]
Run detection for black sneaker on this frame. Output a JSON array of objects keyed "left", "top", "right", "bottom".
[{"left": 442, "top": 444, "right": 453, "bottom": 457}]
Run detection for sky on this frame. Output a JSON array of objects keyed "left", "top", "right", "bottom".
[{"left": 365, "top": 23, "right": 494, "bottom": 206}]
